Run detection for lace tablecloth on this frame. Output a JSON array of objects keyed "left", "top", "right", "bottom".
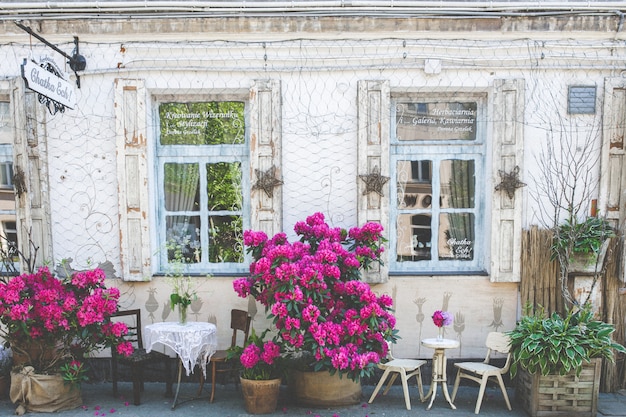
[{"left": 145, "top": 321, "right": 217, "bottom": 377}]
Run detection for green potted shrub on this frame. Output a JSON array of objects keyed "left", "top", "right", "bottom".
[
  {"left": 508, "top": 304, "right": 626, "bottom": 417},
  {"left": 551, "top": 215, "right": 615, "bottom": 273}
]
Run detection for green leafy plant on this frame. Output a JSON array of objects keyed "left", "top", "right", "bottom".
[
  {"left": 166, "top": 241, "right": 198, "bottom": 312},
  {"left": 508, "top": 304, "right": 626, "bottom": 378},
  {"left": 551, "top": 215, "right": 615, "bottom": 261},
  {"left": 60, "top": 360, "right": 89, "bottom": 387}
]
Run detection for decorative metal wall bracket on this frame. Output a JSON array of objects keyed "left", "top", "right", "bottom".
[
  {"left": 495, "top": 165, "right": 526, "bottom": 199},
  {"left": 359, "top": 166, "right": 389, "bottom": 197},
  {"left": 253, "top": 166, "right": 283, "bottom": 198},
  {"left": 15, "top": 22, "right": 86, "bottom": 88}
]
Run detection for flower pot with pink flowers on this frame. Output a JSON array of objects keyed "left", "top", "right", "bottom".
[
  {"left": 233, "top": 212, "right": 398, "bottom": 406},
  {"left": 228, "top": 328, "right": 285, "bottom": 414},
  {"left": 0, "top": 265, "right": 134, "bottom": 413}
]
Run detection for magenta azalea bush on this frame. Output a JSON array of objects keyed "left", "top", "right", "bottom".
[
  {"left": 0, "top": 266, "right": 133, "bottom": 376},
  {"left": 233, "top": 212, "right": 397, "bottom": 382},
  {"left": 229, "top": 328, "right": 285, "bottom": 381}
]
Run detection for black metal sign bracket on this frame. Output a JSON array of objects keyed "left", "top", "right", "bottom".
[{"left": 15, "top": 22, "right": 86, "bottom": 88}]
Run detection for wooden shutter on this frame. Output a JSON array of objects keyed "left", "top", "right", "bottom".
[
  {"left": 599, "top": 78, "right": 626, "bottom": 282},
  {"left": 249, "top": 80, "right": 282, "bottom": 236},
  {"left": 490, "top": 79, "right": 525, "bottom": 282},
  {"left": 115, "top": 79, "right": 151, "bottom": 281},
  {"left": 11, "top": 79, "right": 53, "bottom": 270},
  {"left": 357, "top": 80, "right": 390, "bottom": 284}
]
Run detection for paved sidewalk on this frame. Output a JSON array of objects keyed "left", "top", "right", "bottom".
[{"left": 1, "top": 381, "right": 625, "bottom": 417}]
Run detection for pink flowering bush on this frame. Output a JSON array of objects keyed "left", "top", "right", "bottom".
[
  {"left": 228, "top": 328, "right": 285, "bottom": 380},
  {"left": 233, "top": 212, "right": 397, "bottom": 382},
  {"left": 0, "top": 266, "right": 133, "bottom": 377}
]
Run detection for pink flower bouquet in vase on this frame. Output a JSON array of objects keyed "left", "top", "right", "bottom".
[{"left": 432, "top": 310, "right": 453, "bottom": 341}]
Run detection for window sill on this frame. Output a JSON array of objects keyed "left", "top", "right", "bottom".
[{"left": 388, "top": 270, "right": 489, "bottom": 277}]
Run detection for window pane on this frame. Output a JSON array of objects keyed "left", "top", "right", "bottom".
[
  {"left": 207, "top": 162, "right": 242, "bottom": 211},
  {"left": 0, "top": 102, "right": 10, "bottom": 137},
  {"left": 395, "top": 101, "right": 477, "bottom": 141},
  {"left": 208, "top": 215, "right": 243, "bottom": 263},
  {"left": 166, "top": 215, "right": 201, "bottom": 263},
  {"left": 439, "top": 213, "right": 474, "bottom": 260},
  {"left": 0, "top": 163, "right": 12, "bottom": 187},
  {"left": 397, "top": 160, "right": 432, "bottom": 209},
  {"left": 440, "top": 160, "right": 475, "bottom": 209},
  {"left": 160, "top": 101, "right": 245, "bottom": 145},
  {"left": 164, "top": 163, "right": 200, "bottom": 211},
  {"left": 396, "top": 213, "right": 432, "bottom": 261},
  {"left": 1, "top": 221, "right": 18, "bottom": 262}
]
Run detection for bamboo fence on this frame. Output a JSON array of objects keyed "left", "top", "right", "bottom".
[
  {"left": 520, "top": 226, "right": 563, "bottom": 315},
  {"left": 521, "top": 228, "right": 626, "bottom": 390},
  {"left": 600, "top": 236, "right": 625, "bottom": 392}
]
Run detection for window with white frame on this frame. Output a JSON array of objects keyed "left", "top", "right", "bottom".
[
  {"left": 390, "top": 94, "right": 487, "bottom": 273},
  {"left": 155, "top": 99, "right": 249, "bottom": 274},
  {"left": 0, "top": 161, "right": 12, "bottom": 188}
]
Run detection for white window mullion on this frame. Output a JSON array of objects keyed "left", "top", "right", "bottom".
[
  {"left": 198, "top": 160, "right": 209, "bottom": 268},
  {"left": 430, "top": 157, "right": 442, "bottom": 262}
]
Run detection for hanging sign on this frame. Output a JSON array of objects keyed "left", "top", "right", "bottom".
[{"left": 21, "top": 58, "right": 76, "bottom": 110}]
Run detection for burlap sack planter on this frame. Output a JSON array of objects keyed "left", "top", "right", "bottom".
[{"left": 10, "top": 367, "right": 82, "bottom": 415}]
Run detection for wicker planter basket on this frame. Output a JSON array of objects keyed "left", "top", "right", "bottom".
[{"left": 515, "top": 358, "right": 601, "bottom": 417}]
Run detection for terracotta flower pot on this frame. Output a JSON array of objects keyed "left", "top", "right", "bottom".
[{"left": 240, "top": 377, "right": 281, "bottom": 414}]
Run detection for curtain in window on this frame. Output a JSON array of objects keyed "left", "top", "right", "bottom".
[{"left": 441, "top": 160, "right": 475, "bottom": 260}]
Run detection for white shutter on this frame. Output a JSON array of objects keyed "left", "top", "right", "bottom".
[
  {"left": 490, "top": 79, "right": 525, "bottom": 283},
  {"left": 115, "top": 79, "right": 151, "bottom": 281},
  {"left": 357, "top": 80, "right": 390, "bottom": 284},
  {"left": 599, "top": 78, "right": 626, "bottom": 282},
  {"left": 249, "top": 80, "right": 282, "bottom": 236},
  {"left": 11, "top": 80, "right": 53, "bottom": 270}
]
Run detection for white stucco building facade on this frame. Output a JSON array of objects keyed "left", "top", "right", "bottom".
[{"left": 0, "top": 1, "right": 625, "bottom": 360}]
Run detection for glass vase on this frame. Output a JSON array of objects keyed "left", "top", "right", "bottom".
[
  {"left": 436, "top": 326, "right": 444, "bottom": 342},
  {"left": 178, "top": 304, "right": 188, "bottom": 325}
]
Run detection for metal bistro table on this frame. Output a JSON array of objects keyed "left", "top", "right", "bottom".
[
  {"left": 145, "top": 321, "right": 217, "bottom": 409},
  {"left": 421, "top": 337, "right": 460, "bottom": 410}
]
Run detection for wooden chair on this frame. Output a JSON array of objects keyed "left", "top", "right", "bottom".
[
  {"left": 450, "top": 331, "right": 512, "bottom": 414},
  {"left": 198, "top": 309, "right": 251, "bottom": 403},
  {"left": 368, "top": 342, "right": 426, "bottom": 410},
  {"left": 110, "top": 309, "right": 173, "bottom": 405}
]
